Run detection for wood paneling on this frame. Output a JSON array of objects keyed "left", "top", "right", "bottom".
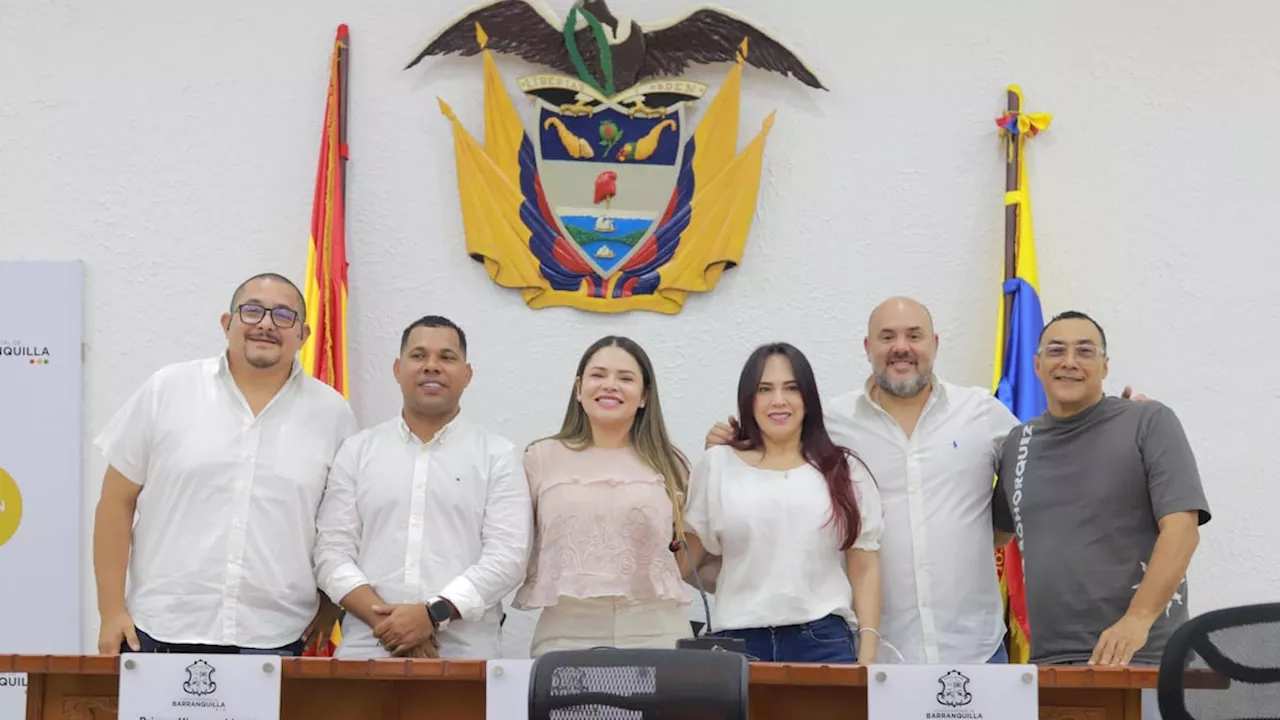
[{"left": 2, "top": 655, "right": 1161, "bottom": 720}]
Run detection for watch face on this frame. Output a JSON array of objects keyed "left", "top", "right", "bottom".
[{"left": 429, "top": 601, "right": 449, "bottom": 623}]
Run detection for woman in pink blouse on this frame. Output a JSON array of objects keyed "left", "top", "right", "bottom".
[{"left": 513, "top": 335, "right": 693, "bottom": 656}]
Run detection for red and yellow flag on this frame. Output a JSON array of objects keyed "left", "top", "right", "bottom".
[{"left": 299, "top": 24, "right": 350, "bottom": 658}]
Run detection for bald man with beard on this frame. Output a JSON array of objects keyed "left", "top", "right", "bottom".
[{"left": 705, "top": 297, "right": 1145, "bottom": 665}]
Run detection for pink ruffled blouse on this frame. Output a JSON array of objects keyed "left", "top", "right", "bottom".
[{"left": 512, "top": 439, "right": 691, "bottom": 609}]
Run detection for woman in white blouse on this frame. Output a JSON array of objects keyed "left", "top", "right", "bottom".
[
  {"left": 682, "top": 342, "right": 884, "bottom": 664},
  {"left": 513, "top": 335, "right": 693, "bottom": 657}
]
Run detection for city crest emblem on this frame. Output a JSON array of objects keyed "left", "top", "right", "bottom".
[
  {"left": 936, "top": 669, "right": 973, "bottom": 708},
  {"left": 182, "top": 659, "right": 217, "bottom": 696},
  {"left": 407, "top": 0, "right": 823, "bottom": 314}
]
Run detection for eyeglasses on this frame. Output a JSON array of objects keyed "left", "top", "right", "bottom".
[
  {"left": 236, "top": 303, "right": 299, "bottom": 329},
  {"left": 1039, "top": 343, "right": 1103, "bottom": 362}
]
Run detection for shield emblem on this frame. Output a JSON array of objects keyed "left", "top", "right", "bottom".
[{"left": 533, "top": 102, "right": 685, "bottom": 278}]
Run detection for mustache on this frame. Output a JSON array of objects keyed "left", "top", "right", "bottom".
[
  {"left": 246, "top": 330, "right": 281, "bottom": 345},
  {"left": 888, "top": 352, "right": 915, "bottom": 362}
]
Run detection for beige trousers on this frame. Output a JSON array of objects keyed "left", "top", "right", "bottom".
[{"left": 530, "top": 596, "right": 690, "bottom": 658}]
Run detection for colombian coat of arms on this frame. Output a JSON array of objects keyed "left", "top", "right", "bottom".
[{"left": 407, "top": 0, "right": 822, "bottom": 313}]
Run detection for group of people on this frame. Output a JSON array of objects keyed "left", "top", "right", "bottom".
[{"left": 91, "top": 271, "right": 1211, "bottom": 670}]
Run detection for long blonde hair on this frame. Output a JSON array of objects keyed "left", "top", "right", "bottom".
[{"left": 540, "top": 335, "right": 690, "bottom": 542}]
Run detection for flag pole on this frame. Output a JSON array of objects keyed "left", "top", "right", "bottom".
[
  {"left": 328, "top": 24, "right": 350, "bottom": 657},
  {"left": 993, "top": 84, "right": 1051, "bottom": 666},
  {"left": 996, "top": 85, "right": 1022, "bottom": 663},
  {"left": 337, "top": 25, "right": 350, "bottom": 213},
  {"left": 1002, "top": 88, "right": 1020, "bottom": 334},
  {"left": 301, "top": 24, "right": 351, "bottom": 657}
]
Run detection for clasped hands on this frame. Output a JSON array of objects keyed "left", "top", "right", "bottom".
[{"left": 369, "top": 603, "right": 442, "bottom": 658}]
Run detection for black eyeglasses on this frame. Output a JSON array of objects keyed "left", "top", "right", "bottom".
[{"left": 236, "top": 303, "right": 299, "bottom": 329}]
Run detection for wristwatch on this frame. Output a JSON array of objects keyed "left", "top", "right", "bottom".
[{"left": 426, "top": 596, "right": 452, "bottom": 631}]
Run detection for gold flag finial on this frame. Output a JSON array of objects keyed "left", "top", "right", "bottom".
[
  {"left": 761, "top": 109, "right": 777, "bottom": 133},
  {"left": 437, "top": 97, "right": 457, "bottom": 121}
]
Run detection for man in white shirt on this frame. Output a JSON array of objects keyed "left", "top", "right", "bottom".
[
  {"left": 93, "top": 273, "right": 359, "bottom": 655},
  {"left": 706, "top": 296, "right": 1142, "bottom": 664},
  {"left": 313, "top": 315, "right": 532, "bottom": 659},
  {"left": 821, "top": 297, "right": 1017, "bottom": 664}
]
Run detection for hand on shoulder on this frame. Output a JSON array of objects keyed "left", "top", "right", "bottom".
[
  {"left": 704, "top": 416, "right": 737, "bottom": 450},
  {"left": 1120, "top": 386, "right": 1150, "bottom": 402}
]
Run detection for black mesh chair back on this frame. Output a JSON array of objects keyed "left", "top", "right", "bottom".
[
  {"left": 1157, "top": 602, "right": 1280, "bottom": 720},
  {"left": 528, "top": 648, "right": 749, "bottom": 720}
]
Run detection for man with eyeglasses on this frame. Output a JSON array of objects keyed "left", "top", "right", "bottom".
[
  {"left": 993, "top": 310, "right": 1211, "bottom": 671},
  {"left": 92, "top": 272, "right": 359, "bottom": 656}
]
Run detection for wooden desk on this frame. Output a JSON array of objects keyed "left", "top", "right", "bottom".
[{"left": 2, "top": 654, "right": 1159, "bottom": 719}]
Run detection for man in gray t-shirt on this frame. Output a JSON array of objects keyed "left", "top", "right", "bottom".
[{"left": 992, "top": 311, "right": 1211, "bottom": 667}]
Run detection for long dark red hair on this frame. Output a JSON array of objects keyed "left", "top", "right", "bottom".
[{"left": 732, "top": 342, "right": 870, "bottom": 550}]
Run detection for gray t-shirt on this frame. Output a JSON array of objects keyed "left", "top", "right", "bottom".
[{"left": 992, "top": 396, "right": 1211, "bottom": 665}]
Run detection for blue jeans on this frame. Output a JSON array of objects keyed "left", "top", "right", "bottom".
[
  {"left": 988, "top": 643, "right": 1009, "bottom": 663},
  {"left": 122, "top": 628, "right": 306, "bottom": 656},
  {"left": 711, "top": 614, "right": 858, "bottom": 663}
]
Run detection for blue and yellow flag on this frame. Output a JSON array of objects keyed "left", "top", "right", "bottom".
[{"left": 991, "top": 85, "right": 1052, "bottom": 664}]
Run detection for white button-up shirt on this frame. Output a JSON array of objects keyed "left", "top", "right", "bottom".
[
  {"left": 824, "top": 379, "right": 1019, "bottom": 664},
  {"left": 93, "top": 354, "right": 359, "bottom": 648},
  {"left": 313, "top": 415, "right": 533, "bottom": 659}
]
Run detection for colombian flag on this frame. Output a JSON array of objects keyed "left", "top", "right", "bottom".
[
  {"left": 991, "top": 85, "right": 1051, "bottom": 665},
  {"left": 299, "top": 24, "right": 350, "bottom": 658}
]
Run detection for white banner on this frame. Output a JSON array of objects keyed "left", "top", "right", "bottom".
[
  {"left": 0, "top": 261, "right": 86, "bottom": 717},
  {"left": 0, "top": 674, "right": 27, "bottom": 720}
]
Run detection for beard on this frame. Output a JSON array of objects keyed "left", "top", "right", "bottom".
[
  {"left": 244, "top": 350, "right": 281, "bottom": 369},
  {"left": 874, "top": 368, "right": 931, "bottom": 398},
  {"left": 243, "top": 341, "right": 282, "bottom": 369}
]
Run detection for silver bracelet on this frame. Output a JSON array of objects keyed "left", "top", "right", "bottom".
[{"left": 857, "top": 627, "right": 881, "bottom": 640}]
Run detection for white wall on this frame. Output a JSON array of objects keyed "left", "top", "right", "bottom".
[{"left": 2, "top": 0, "right": 1278, "bottom": 656}]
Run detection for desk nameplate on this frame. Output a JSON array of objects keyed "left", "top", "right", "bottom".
[
  {"left": 485, "top": 659, "right": 533, "bottom": 720},
  {"left": 868, "top": 663, "right": 1039, "bottom": 720},
  {"left": 118, "top": 653, "right": 282, "bottom": 719}
]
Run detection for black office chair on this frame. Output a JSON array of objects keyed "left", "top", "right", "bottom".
[
  {"left": 527, "top": 648, "right": 749, "bottom": 719},
  {"left": 1157, "top": 602, "right": 1280, "bottom": 720}
]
